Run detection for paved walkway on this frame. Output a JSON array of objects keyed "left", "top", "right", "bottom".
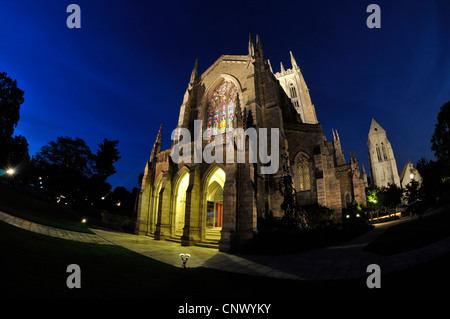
[
  {"left": 0, "top": 211, "right": 111, "bottom": 244},
  {"left": 1, "top": 208, "right": 449, "bottom": 280}
]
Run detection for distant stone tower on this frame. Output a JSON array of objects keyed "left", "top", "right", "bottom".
[
  {"left": 273, "top": 52, "right": 318, "bottom": 124},
  {"left": 367, "top": 119, "right": 401, "bottom": 188}
]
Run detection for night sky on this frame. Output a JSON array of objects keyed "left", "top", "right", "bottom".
[{"left": 1, "top": 0, "right": 449, "bottom": 191}]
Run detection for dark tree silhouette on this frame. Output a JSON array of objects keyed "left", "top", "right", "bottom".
[
  {"left": 0, "top": 72, "right": 25, "bottom": 167},
  {"left": 431, "top": 101, "right": 450, "bottom": 176},
  {"left": 94, "top": 139, "right": 121, "bottom": 180},
  {"left": 33, "top": 136, "right": 94, "bottom": 201}
]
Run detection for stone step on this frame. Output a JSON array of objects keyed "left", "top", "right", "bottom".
[
  {"left": 205, "top": 229, "right": 221, "bottom": 240},
  {"left": 205, "top": 233, "right": 221, "bottom": 240},
  {"left": 195, "top": 241, "right": 219, "bottom": 249},
  {"left": 165, "top": 237, "right": 181, "bottom": 243}
]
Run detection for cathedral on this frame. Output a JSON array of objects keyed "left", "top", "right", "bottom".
[{"left": 135, "top": 35, "right": 367, "bottom": 252}]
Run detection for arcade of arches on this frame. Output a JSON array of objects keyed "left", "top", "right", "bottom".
[{"left": 138, "top": 165, "right": 226, "bottom": 247}]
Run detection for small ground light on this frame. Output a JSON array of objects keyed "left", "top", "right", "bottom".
[
  {"left": 81, "top": 218, "right": 87, "bottom": 223},
  {"left": 6, "top": 168, "right": 15, "bottom": 175},
  {"left": 180, "top": 253, "right": 191, "bottom": 269}
]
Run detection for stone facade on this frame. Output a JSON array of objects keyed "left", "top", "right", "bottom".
[
  {"left": 399, "top": 160, "right": 423, "bottom": 189},
  {"left": 135, "top": 35, "right": 366, "bottom": 252},
  {"left": 367, "top": 119, "right": 401, "bottom": 188}
]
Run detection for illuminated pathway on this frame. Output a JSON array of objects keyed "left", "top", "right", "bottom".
[
  {"left": 0, "top": 210, "right": 110, "bottom": 244},
  {"left": 1, "top": 208, "right": 449, "bottom": 280},
  {"left": 91, "top": 206, "right": 450, "bottom": 280}
]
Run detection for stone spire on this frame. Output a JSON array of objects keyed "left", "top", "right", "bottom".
[
  {"left": 280, "top": 61, "right": 285, "bottom": 74},
  {"left": 189, "top": 58, "right": 198, "bottom": 84},
  {"left": 290, "top": 51, "right": 298, "bottom": 69},
  {"left": 248, "top": 33, "right": 255, "bottom": 57},
  {"left": 361, "top": 163, "right": 368, "bottom": 187},
  {"left": 267, "top": 59, "right": 273, "bottom": 73},
  {"left": 150, "top": 124, "right": 162, "bottom": 162},
  {"left": 255, "top": 34, "right": 264, "bottom": 59}
]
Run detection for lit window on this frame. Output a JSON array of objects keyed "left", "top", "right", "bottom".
[
  {"left": 206, "top": 81, "right": 239, "bottom": 139},
  {"left": 298, "top": 159, "right": 311, "bottom": 191}
]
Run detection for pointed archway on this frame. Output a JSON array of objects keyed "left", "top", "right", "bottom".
[
  {"left": 173, "top": 171, "right": 189, "bottom": 238},
  {"left": 203, "top": 166, "right": 225, "bottom": 242}
]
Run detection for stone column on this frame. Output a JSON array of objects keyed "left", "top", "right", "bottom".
[
  {"left": 182, "top": 165, "right": 201, "bottom": 246},
  {"left": 219, "top": 164, "right": 237, "bottom": 252},
  {"left": 154, "top": 170, "right": 172, "bottom": 240},
  {"left": 236, "top": 162, "right": 258, "bottom": 246},
  {"left": 135, "top": 186, "right": 149, "bottom": 235}
]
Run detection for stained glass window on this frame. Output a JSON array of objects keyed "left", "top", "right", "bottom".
[
  {"left": 206, "top": 80, "right": 239, "bottom": 139},
  {"left": 298, "top": 159, "right": 311, "bottom": 191}
]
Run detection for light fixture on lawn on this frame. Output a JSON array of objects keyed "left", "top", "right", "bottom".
[{"left": 180, "top": 253, "right": 191, "bottom": 269}]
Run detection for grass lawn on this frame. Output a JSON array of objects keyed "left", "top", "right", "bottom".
[
  {"left": 1, "top": 186, "right": 449, "bottom": 302},
  {"left": 0, "top": 185, "right": 93, "bottom": 233},
  {"left": 364, "top": 206, "right": 450, "bottom": 255},
  {"left": 1, "top": 220, "right": 449, "bottom": 301}
]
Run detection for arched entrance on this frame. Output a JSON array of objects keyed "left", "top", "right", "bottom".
[
  {"left": 173, "top": 171, "right": 189, "bottom": 238},
  {"left": 204, "top": 166, "right": 225, "bottom": 241}
]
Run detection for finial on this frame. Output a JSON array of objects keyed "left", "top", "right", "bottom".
[
  {"left": 290, "top": 51, "right": 298, "bottom": 69},
  {"left": 248, "top": 33, "right": 255, "bottom": 56},
  {"left": 189, "top": 58, "right": 198, "bottom": 84},
  {"left": 280, "top": 61, "right": 285, "bottom": 74}
]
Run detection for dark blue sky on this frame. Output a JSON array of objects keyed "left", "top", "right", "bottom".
[{"left": 1, "top": 0, "right": 449, "bottom": 191}]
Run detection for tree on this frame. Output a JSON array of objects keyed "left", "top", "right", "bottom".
[
  {"left": 404, "top": 179, "right": 425, "bottom": 218},
  {"left": 431, "top": 101, "right": 450, "bottom": 176},
  {"left": 94, "top": 139, "right": 121, "bottom": 180},
  {"left": 416, "top": 157, "right": 441, "bottom": 207},
  {"left": 0, "top": 72, "right": 25, "bottom": 167},
  {"left": 366, "top": 185, "right": 381, "bottom": 219},
  {"left": 8, "top": 135, "right": 30, "bottom": 167},
  {"left": 33, "top": 136, "right": 94, "bottom": 202},
  {"left": 379, "top": 183, "right": 403, "bottom": 215}
]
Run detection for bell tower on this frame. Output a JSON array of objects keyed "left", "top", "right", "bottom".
[
  {"left": 273, "top": 51, "right": 318, "bottom": 124},
  {"left": 367, "top": 119, "right": 401, "bottom": 188}
]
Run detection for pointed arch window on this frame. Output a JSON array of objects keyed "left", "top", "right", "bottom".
[
  {"left": 298, "top": 157, "right": 311, "bottom": 191},
  {"left": 289, "top": 82, "right": 298, "bottom": 98},
  {"left": 288, "top": 82, "right": 304, "bottom": 121},
  {"left": 376, "top": 144, "right": 382, "bottom": 162},
  {"left": 381, "top": 143, "right": 388, "bottom": 160},
  {"left": 206, "top": 80, "right": 239, "bottom": 139}
]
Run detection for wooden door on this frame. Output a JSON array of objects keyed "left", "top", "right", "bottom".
[{"left": 215, "top": 202, "right": 223, "bottom": 227}]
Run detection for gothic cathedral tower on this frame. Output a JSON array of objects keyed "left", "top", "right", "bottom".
[
  {"left": 367, "top": 119, "right": 401, "bottom": 188},
  {"left": 273, "top": 52, "right": 318, "bottom": 124}
]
